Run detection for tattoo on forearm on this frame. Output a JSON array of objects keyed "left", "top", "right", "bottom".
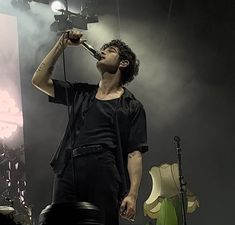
[
  {"left": 36, "top": 63, "right": 54, "bottom": 74},
  {"left": 48, "top": 65, "right": 54, "bottom": 74},
  {"left": 56, "top": 40, "right": 65, "bottom": 51},
  {"left": 36, "top": 62, "right": 46, "bottom": 73}
]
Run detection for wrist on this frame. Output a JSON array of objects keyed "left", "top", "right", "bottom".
[
  {"left": 128, "top": 192, "right": 138, "bottom": 200},
  {"left": 58, "top": 40, "right": 67, "bottom": 51},
  {"left": 55, "top": 37, "right": 67, "bottom": 51},
  {"left": 50, "top": 41, "right": 66, "bottom": 61}
]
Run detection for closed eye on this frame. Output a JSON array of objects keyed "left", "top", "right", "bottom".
[{"left": 108, "top": 47, "right": 118, "bottom": 53}]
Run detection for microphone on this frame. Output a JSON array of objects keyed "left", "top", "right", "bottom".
[
  {"left": 81, "top": 42, "right": 101, "bottom": 61},
  {"left": 174, "top": 136, "right": 181, "bottom": 143},
  {"left": 64, "top": 31, "right": 101, "bottom": 60},
  {"left": 174, "top": 136, "right": 181, "bottom": 150}
]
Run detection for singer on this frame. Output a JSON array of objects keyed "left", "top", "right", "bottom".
[{"left": 32, "top": 29, "right": 148, "bottom": 225}]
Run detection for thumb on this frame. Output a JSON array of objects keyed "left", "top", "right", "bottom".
[{"left": 120, "top": 200, "right": 127, "bottom": 213}]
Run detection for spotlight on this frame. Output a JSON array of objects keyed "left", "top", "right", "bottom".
[{"left": 50, "top": 1, "right": 65, "bottom": 12}]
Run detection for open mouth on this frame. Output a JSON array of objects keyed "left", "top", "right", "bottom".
[{"left": 99, "top": 56, "right": 105, "bottom": 61}]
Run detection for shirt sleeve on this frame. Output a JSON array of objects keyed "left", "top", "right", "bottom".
[
  {"left": 127, "top": 101, "right": 148, "bottom": 154},
  {"left": 48, "top": 79, "right": 77, "bottom": 106}
]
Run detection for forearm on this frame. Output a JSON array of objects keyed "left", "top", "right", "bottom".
[
  {"left": 127, "top": 150, "right": 143, "bottom": 199},
  {"left": 32, "top": 36, "right": 65, "bottom": 87}
]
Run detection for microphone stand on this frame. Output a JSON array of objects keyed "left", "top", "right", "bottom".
[{"left": 174, "top": 136, "right": 187, "bottom": 225}]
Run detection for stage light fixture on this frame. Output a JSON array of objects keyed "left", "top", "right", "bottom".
[
  {"left": 50, "top": 8, "right": 91, "bottom": 32},
  {"left": 49, "top": 0, "right": 99, "bottom": 32},
  {"left": 81, "top": 0, "right": 99, "bottom": 23},
  {"left": 50, "top": 13, "right": 89, "bottom": 32},
  {"left": 50, "top": 1, "right": 66, "bottom": 12},
  {"left": 70, "top": 14, "right": 88, "bottom": 30},
  {"left": 50, "top": 14, "right": 73, "bottom": 32}
]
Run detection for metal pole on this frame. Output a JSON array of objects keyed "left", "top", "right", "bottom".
[{"left": 174, "top": 136, "right": 187, "bottom": 225}]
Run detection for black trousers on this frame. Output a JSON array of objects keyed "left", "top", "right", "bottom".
[{"left": 52, "top": 151, "right": 121, "bottom": 225}]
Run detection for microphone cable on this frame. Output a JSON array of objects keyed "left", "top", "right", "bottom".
[
  {"left": 61, "top": 32, "right": 76, "bottom": 157},
  {"left": 60, "top": 32, "right": 78, "bottom": 190}
]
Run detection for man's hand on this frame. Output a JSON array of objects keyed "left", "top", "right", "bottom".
[
  {"left": 119, "top": 194, "right": 136, "bottom": 221},
  {"left": 60, "top": 29, "right": 86, "bottom": 47},
  {"left": 119, "top": 150, "right": 142, "bottom": 221}
]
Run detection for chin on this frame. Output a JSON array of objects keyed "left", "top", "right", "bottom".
[
  {"left": 96, "top": 61, "right": 106, "bottom": 74},
  {"left": 96, "top": 61, "right": 118, "bottom": 74},
  {"left": 96, "top": 61, "right": 103, "bottom": 70},
  {"left": 96, "top": 60, "right": 107, "bottom": 69}
]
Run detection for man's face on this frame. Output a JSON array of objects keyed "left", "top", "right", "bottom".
[{"left": 96, "top": 46, "right": 121, "bottom": 74}]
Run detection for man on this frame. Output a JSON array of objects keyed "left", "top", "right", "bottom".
[{"left": 32, "top": 29, "right": 148, "bottom": 225}]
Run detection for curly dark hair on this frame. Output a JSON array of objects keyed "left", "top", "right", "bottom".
[{"left": 101, "top": 40, "right": 140, "bottom": 85}]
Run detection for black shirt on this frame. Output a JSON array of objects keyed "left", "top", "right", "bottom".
[
  {"left": 76, "top": 98, "right": 118, "bottom": 150},
  {"left": 48, "top": 79, "right": 148, "bottom": 199}
]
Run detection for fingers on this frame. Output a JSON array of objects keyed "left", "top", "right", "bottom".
[
  {"left": 125, "top": 205, "right": 135, "bottom": 220},
  {"left": 67, "top": 28, "right": 83, "bottom": 40},
  {"left": 119, "top": 200, "right": 127, "bottom": 215},
  {"left": 121, "top": 209, "right": 135, "bottom": 221},
  {"left": 119, "top": 199, "right": 136, "bottom": 221},
  {"left": 61, "top": 29, "right": 83, "bottom": 46}
]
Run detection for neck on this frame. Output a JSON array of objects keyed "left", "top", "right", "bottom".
[{"left": 98, "top": 72, "right": 122, "bottom": 95}]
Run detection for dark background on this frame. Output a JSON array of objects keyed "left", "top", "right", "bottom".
[{"left": 1, "top": 0, "right": 235, "bottom": 224}]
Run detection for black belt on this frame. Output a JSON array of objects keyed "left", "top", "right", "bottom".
[{"left": 72, "top": 145, "right": 104, "bottom": 157}]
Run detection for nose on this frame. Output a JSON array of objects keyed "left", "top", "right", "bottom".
[{"left": 101, "top": 50, "right": 106, "bottom": 55}]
